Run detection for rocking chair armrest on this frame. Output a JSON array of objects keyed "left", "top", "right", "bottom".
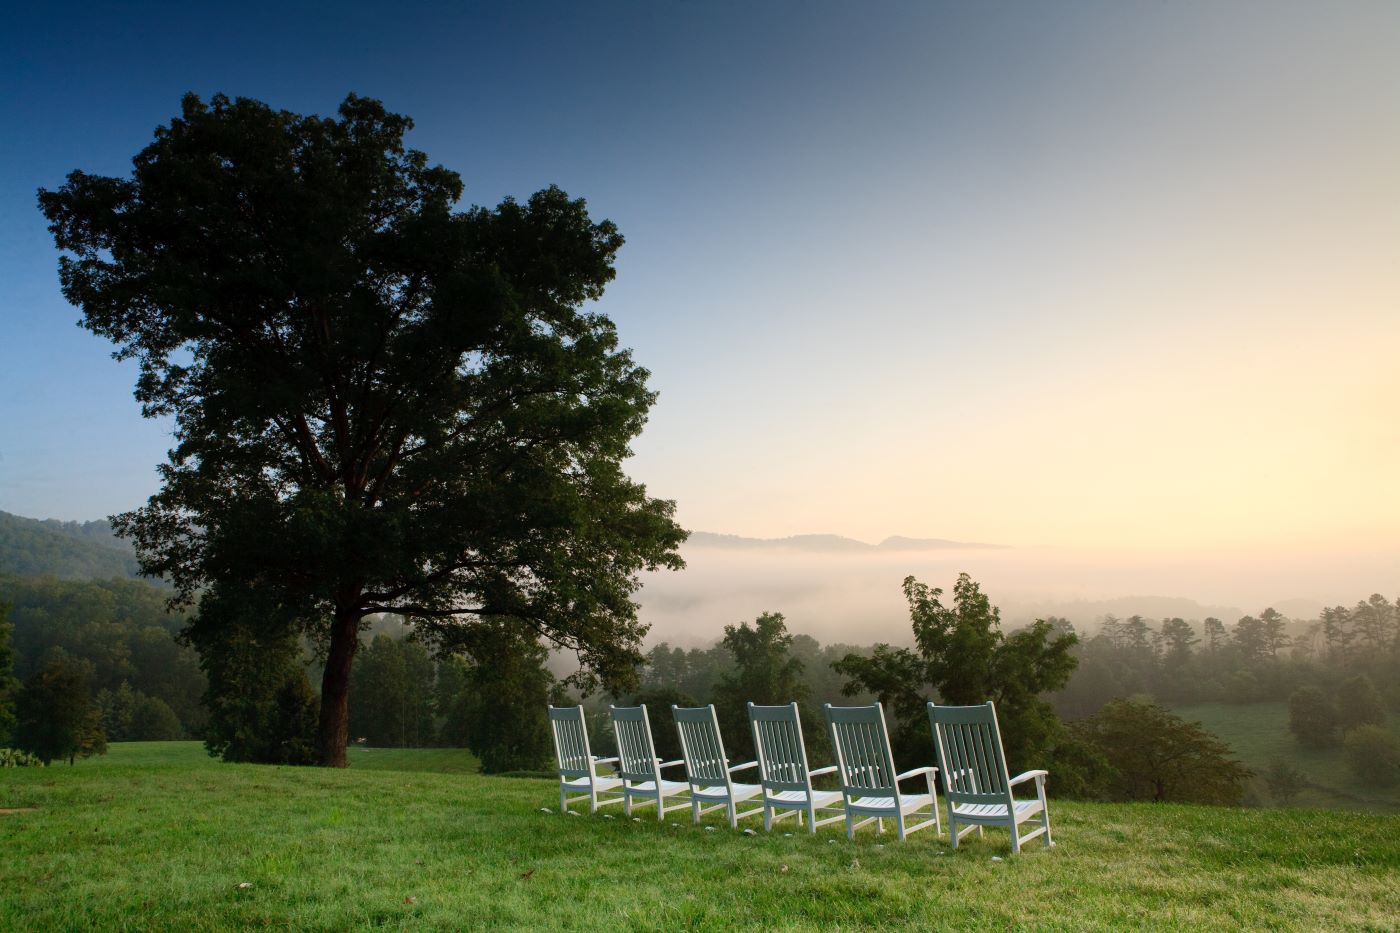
[
  {"left": 895, "top": 765, "right": 938, "bottom": 783},
  {"left": 657, "top": 759, "right": 686, "bottom": 771},
  {"left": 1008, "top": 769, "right": 1049, "bottom": 787},
  {"left": 592, "top": 756, "right": 619, "bottom": 765},
  {"left": 727, "top": 760, "right": 759, "bottom": 773},
  {"left": 808, "top": 765, "right": 838, "bottom": 777}
]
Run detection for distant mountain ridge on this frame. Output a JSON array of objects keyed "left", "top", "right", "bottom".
[
  {"left": 0, "top": 509, "right": 142, "bottom": 580},
  {"left": 686, "top": 531, "right": 1007, "bottom": 552}
]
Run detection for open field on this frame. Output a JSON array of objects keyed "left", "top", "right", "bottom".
[
  {"left": 3, "top": 743, "right": 1399, "bottom": 931},
  {"left": 1173, "top": 703, "right": 1400, "bottom": 812}
]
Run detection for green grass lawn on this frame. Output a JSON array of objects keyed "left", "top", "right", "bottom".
[
  {"left": 3, "top": 743, "right": 1398, "bottom": 931},
  {"left": 1172, "top": 703, "right": 1400, "bottom": 811}
]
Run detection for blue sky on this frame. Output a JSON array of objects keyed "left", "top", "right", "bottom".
[{"left": 2, "top": 1, "right": 1397, "bottom": 559}]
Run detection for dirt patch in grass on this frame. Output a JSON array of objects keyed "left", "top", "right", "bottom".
[{"left": 0, "top": 807, "right": 38, "bottom": 815}]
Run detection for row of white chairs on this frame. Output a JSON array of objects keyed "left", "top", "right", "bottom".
[{"left": 548, "top": 700, "right": 1053, "bottom": 852}]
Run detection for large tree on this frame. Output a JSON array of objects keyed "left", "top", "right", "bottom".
[{"left": 40, "top": 93, "right": 685, "bottom": 765}]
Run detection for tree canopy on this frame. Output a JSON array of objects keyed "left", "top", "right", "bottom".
[
  {"left": 15, "top": 655, "right": 107, "bottom": 765},
  {"left": 835, "top": 573, "right": 1078, "bottom": 769},
  {"left": 40, "top": 93, "right": 685, "bottom": 765},
  {"left": 1071, "top": 699, "right": 1251, "bottom": 805}
]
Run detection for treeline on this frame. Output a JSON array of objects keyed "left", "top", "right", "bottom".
[
  {"left": 1050, "top": 595, "right": 1400, "bottom": 715},
  {"left": 596, "top": 576, "right": 1253, "bottom": 807}
]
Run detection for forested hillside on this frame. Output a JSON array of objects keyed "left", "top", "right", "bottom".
[
  {"left": 0, "top": 511, "right": 140, "bottom": 580},
  {"left": 1, "top": 575, "right": 204, "bottom": 737}
]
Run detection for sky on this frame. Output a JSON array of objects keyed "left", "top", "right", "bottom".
[{"left": 1, "top": 1, "right": 1397, "bottom": 601}]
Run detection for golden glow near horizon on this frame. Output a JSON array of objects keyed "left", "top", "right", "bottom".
[{"left": 621, "top": 4, "right": 1400, "bottom": 557}]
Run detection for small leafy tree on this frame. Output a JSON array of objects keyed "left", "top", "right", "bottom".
[
  {"left": 1073, "top": 699, "right": 1251, "bottom": 804},
  {"left": 1288, "top": 686, "right": 1339, "bottom": 748},
  {"left": 835, "top": 574, "right": 1077, "bottom": 769},
  {"left": 349, "top": 633, "right": 436, "bottom": 747},
  {"left": 187, "top": 588, "right": 318, "bottom": 764},
  {"left": 95, "top": 681, "right": 139, "bottom": 741},
  {"left": 712, "top": 612, "right": 814, "bottom": 759},
  {"left": 1342, "top": 725, "right": 1400, "bottom": 787},
  {"left": 1264, "top": 759, "right": 1306, "bottom": 805},
  {"left": 454, "top": 621, "right": 560, "bottom": 773},
  {"left": 1334, "top": 674, "right": 1385, "bottom": 731},
  {"left": 130, "top": 695, "right": 184, "bottom": 740},
  {"left": 15, "top": 655, "right": 107, "bottom": 765}
]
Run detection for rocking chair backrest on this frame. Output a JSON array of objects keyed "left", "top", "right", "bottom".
[
  {"left": 749, "top": 702, "right": 814, "bottom": 794},
  {"left": 673, "top": 705, "right": 730, "bottom": 788},
  {"left": 824, "top": 703, "right": 898, "bottom": 799},
  {"left": 927, "top": 702, "right": 1012, "bottom": 808},
  {"left": 548, "top": 705, "right": 594, "bottom": 779},
  {"left": 610, "top": 705, "right": 661, "bottom": 784}
]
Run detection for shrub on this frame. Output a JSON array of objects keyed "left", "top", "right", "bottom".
[
  {"left": 130, "top": 695, "right": 184, "bottom": 741},
  {"left": 1264, "top": 759, "right": 1306, "bottom": 805},
  {"left": 1343, "top": 726, "right": 1400, "bottom": 787},
  {"left": 1072, "top": 699, "right": 1251, "bottom": 805},
  {"left": 1335, "top": 674, "right": 1385, "bottom": 731},
  {"left": 1288, "top": 686, "right": 1339, "bottom": 748}
]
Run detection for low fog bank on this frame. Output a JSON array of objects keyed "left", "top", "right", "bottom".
[{"left": 634, "top": 542, "right": 1400, "bottom": 647}]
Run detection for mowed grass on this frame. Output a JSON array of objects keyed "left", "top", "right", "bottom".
[
  {"left": 2, "top": 744, "right": 1398, "bottom": 931},
  {"left": 1173, "top": 703, "right": 1400, "bottom": 811}
]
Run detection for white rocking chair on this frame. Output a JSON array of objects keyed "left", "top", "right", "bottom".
[
  {"left": 672, "top": 704, "right": 763, "bottom": 827},
  {"left": 548, "top": 705, "right": 623, "bottom": 813},
  {"left": 824, "top": 702, "right": 940, "bottom": 841},
  {"left": 927, "top": 701, "right": 1052, "bottom": 853},
  {"left": 610, "top": 704, "right": 690, "bottom": 820},
  {"left": 748, "top": 701, "right": 845, "bottom": 833}
]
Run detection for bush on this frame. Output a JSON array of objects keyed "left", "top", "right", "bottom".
[
  {"left": 1288, "top": 686, "right": 1339, "bottom": 748},
  {"left": 1335, "top": 675, "right": 1385, "bottom": 731},
  {"left": 1264, "top": 759, "right": 1306, "bottom": 805},
  {"left": 1342, "top": 726, "right": 1400, "bottom": 787},
  {"left": 130, "top": 695, "right": 183, "bottom": 741},
  {"left": 1072, "top": 699, "right": 1251, "bottom": 805}
]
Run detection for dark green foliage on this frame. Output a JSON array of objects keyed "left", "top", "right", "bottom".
[
  {"left": 95, "top": 682, "right": 138, "bottom": 740},
  {"left": 712, "top": 612, "right": 815, "bottom": 759},
  {"left": 349, "top": 634, "right": 435, "bottom": 747},
  {"left": 0, "top": 511, "right": 141, "bottom": 580},
  {"left": 1342, "top": 725, "right": 1400, "bottom": 787},
  {"left": 15, "top": 654, "right": 107, "bottom": 765},
  {"left": 1265, "top": 759, "right": 1306, "bottom": 805},
  {"left": 835, "top": 574, "right": 1078, "bottom": 771},
  {"left": 186, "top": 589, "right": 318, "bottom": 765},
  {"left": 131, "top": 695, "right": 184, "bottom": 741},
  {"left": 1334, "top": 674, "right": 1385, "bottom": 731},
  {"left": 0, "top": 603, "right": 15, "bottom": 744},
  {"left": 1072, "top": 699, "right": 1251, "bottom": 804},
  {"left": 0, "top": 575, "right": 204, "bottom": 734},
  {"left": 1289, "top": 686, "right": 1340, "bottom": 748},
  {"left": 39, "top": 92, "right": 686, "bottom": 766},
  {"left": 452, "top": 621, "right": 560, "bottom": 773},
  {"left": 625, "top": 686, "right": 698, "bottom": 765}
]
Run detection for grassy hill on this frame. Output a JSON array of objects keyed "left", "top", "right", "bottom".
[
  {"left": 0, "top": 509, "right": 141, "bottom": 580},
  {"left": 2, "top": 744, "right": 1397, "bottom": 930},
  {"left": 1173, "top": 702, "right": 1400, "bottom": 812}
]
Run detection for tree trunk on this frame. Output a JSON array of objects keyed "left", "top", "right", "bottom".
[{"left": 317, "top": 608, "right": 361, "bottom": 767}]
